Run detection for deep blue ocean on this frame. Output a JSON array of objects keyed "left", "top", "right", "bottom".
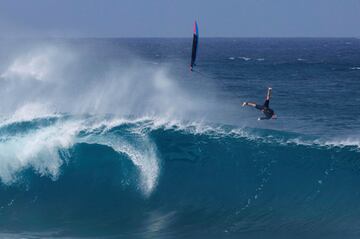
[{"left": 0, "top": 38, "right": 359, "bottom": 238}]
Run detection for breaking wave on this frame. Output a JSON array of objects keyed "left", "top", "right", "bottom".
[{"left": 0, "top": 115, "right": 359, "bottom": 238}]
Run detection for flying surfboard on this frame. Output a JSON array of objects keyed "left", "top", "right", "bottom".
[{"left": 190, "top": 21, "right": 199, "bottom": 71}]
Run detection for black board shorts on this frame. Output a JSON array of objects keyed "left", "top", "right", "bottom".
[
  {"left": 255, "top": 99, "right": 270, "bottom": 110},
  {"left": 256, "top": 100, "right": 273, "bottom": 119}
]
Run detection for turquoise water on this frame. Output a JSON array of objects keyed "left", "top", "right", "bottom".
[{"left": 0, "top": 38, "right": 359, "bottom": 238}]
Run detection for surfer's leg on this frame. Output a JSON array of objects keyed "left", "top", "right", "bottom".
[
  {"left": 263, "top": 99, "right": 269, "bottom": 108},
  {"left": 266, "top": 87, "right": 272, "bottom": 101},
  {"left": 243, "top": 102, "right": 264, "bottom": 111},
  {"left": 242, "top": 102, "right": 259, "bottom": 108},
  {"left": 262, "top": 87, "right": 272, "bottom": 108}
]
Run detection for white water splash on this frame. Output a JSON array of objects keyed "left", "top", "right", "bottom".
[
  {"left": 0, "top": 119, "right": 82, "bottom": 183},
  {"left": 113, "top": 142, "right": 159, "bottom": 196}
]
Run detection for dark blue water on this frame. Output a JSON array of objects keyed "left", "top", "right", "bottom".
[{"left": 0, "top": 38, "right": 359, "bottom": 238}]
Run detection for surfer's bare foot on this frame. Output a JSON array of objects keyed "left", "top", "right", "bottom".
[{"left": 242, "top": 102, "right": 247, "bottom": 107}]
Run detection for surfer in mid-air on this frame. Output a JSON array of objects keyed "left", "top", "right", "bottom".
[{"left": 242, "top": 87, "right": 277, "bottom": 120}]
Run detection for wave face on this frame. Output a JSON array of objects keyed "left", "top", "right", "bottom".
[{"left": 0, "top": 116, "right": 359, "bottom": 239}]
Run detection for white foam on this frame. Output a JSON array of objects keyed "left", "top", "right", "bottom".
[
  {"left": 0, "top": 119, "right": 82, "bottom": 184},
  {"left": 324, "top": 137, "right": 360, "bottom": 148},
  {"left": 238, "top": 56, "right": 251, "bottom": 61},
  {"left": 0, "top": 114, "right": 163, "bottom": 197},
  {"left": 113, "top": 142, "right": 159, "bottom": 196},
  {"left": 69, "top": 116, "right": 161, "bottom": 196},
  {"left": 81, "top": 120, "right": 160, "bottom": 196}
]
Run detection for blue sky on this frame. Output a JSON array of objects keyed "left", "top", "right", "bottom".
[{"left": 0, "top": 0, "right": 359, "bottom": 37}]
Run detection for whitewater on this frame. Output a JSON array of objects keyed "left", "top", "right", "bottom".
[{"left": 0, "top": 38, "right": 359, "bottom": 239}]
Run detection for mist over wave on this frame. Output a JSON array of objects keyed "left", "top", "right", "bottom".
[{"left": 0, "top": 42, "right": 213, "bottom": 120}]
